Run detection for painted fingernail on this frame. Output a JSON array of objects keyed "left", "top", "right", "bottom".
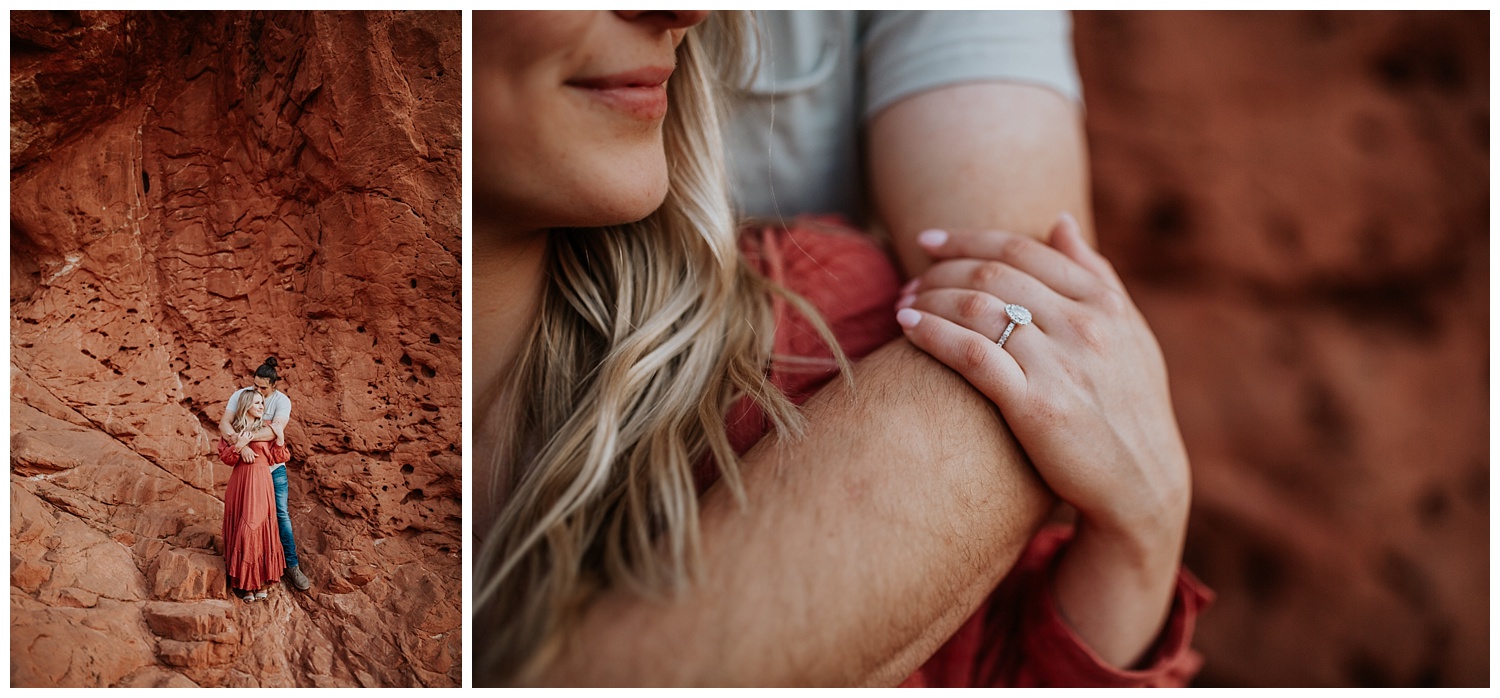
[
  {"left": 916, "top": 229, "right": 948, "bottom": 248},
  {"left": 1058, "top": 212, "right": 1080, "bottom": 236},
  {"left": 900, "top": 277, "right": 920, "bottom": 295},
  {"left": 894, "top": 293, "right": 916, "bottom": 310},
  {"left": 895, "top": 308, "right": 922, "bottom": 329}
]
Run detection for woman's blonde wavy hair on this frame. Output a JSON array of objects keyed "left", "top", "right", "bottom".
[
  {"left": 475, "top": 13, "right": 845, "bottom": 684},
  {"left": 230, "top": 391, "right": 264, "bottom": 434}
]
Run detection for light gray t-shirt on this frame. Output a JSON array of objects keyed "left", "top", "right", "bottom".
[
  {"left": 224, "top": 387, "right": 292, "bottom": 467},
  {"left": 726, "top": 10, "right": 1083, "bottom": 223}
]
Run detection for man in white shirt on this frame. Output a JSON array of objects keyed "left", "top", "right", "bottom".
[
  {"left": 219, "top": 357, "right": 312, "bottom": 592},
  {"left": 726, "top": 10, "right": 1093, "bottom": 273}
]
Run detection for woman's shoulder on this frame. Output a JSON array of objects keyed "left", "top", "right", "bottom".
[
  {"left": 739, "top": 215, "right": 904, "bottom": 391},
  {"left": 740, "top": 215, "right": 900, "bottom": 299}
]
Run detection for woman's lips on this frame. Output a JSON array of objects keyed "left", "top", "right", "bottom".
[{"left": 567, "top": 66, "right": 673, "bottom": 121}]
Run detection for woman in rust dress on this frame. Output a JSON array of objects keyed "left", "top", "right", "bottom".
[
  {"left": 217, "top": 391, "right": 287, "bottom": 602},
  {"left": 475, "top": 12, "right": 1207, "bottom": 686}
]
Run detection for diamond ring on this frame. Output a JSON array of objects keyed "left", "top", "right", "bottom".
[{"left": 996, "top": 303, "right": 1032, "bottom": 348}]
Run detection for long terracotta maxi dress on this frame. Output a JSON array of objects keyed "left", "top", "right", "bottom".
[{"left": 217, "top": 439, "right": 288, "bottom": 590}]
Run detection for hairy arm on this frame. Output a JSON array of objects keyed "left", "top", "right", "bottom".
[
  {"left": 242, "top": 426, "right": 276, "bottom": 443},
  {"left": 538, "top": 340, "right": 1055, "bottom": 686}
]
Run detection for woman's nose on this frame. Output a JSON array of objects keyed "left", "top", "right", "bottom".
[{"left": 615, "top": 10, "right": 709, "bottom": 31}]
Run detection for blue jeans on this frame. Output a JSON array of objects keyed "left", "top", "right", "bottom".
[{"left": 271, "top": 464, "right": 299, "bottom": 568}]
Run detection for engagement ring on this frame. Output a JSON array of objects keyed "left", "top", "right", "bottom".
[{"left": 996, "top": 303, "right": 1032, "bottom": 348}]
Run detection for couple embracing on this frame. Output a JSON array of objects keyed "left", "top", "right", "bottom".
[{"left": 215, "top": 357, "right": 314, "bottom": 602}]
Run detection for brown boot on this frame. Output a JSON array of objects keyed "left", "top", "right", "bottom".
[{"left": 285, "top": 565, "right": 312, "bottom": 591}]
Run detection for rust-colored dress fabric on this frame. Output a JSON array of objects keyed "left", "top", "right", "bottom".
[
  {"left": 217, "top": 439, "right": 288, "bottom": 590},
  {"left": 724, "top": 217, "right": 1214, "bottom": 687}
]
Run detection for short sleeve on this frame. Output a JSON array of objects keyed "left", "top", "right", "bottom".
[
  {"left": 269, "top": 392, "right": 291, "bottom": 423},
  {"left": 861, "top": 10, "right": 1083, "bottom": 120}
]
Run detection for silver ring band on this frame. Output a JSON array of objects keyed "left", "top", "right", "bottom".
[{"left": 996, "top": 303, "right": 1032, "bottom": 348}]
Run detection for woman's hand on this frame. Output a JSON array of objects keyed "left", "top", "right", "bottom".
[
  {"left": 237, "top": 430, "right": 257, "bottom": 463},
  {"left": 270, "top": 422, "right": 286, "bottom": 447},
  {"left": 894, "top": 213, "right": 1190, "bottom": 667}
]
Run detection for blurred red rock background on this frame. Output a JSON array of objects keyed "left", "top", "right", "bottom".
[
  {"left": 1074, "top": 11, "right": 1487, "bottom": 686},
  {"left": 11, "top": 11, "right": 460, "bottom": 687}
]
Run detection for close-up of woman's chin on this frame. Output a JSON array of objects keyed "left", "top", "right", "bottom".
[
  {"left": 479, "top": 163, "right": 670, "bottom": 232},
  {"left": 569, "top": 169, "right": 672, "bottom": 228}
]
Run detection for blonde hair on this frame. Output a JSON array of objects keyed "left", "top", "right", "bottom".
[
  {"left": 230, "top": 390, "right": 264, "bottom": 434},
  {"left": 475, "top": 13, "right": 844, "bottom": 684}
]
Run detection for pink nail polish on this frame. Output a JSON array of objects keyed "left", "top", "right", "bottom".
[
  {"left": 1059, "top": 212, "right": 1079, "bottom": 236},
  {"left": 895, "top": 293, "right": 916, "bottom": 310},
  {"left": 895, "top": 308, "right": 922, "bottom": 329},
  {"left": 899, "top": 278, "right": 920, "bottom": 295},
  {"left": 916, "top": 229, "right": 948, "bottom": 248}
]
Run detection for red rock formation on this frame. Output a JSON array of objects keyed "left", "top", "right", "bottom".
[
  {"left": 1075, "top": 11, "right": 1487, "bottom": 686},
  {"left": 11, "top": 11, "right": 460, "bottom": 687}
]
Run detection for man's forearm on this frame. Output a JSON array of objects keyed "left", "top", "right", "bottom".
[
  {"left": 219, "top": 416, "right": 273, "bottom": 444},
  {"left": 869, "top": 82, "right": 1094, "bottom": 278},
  {"left": 246, "top": 426, "right": 275, "bottom": 442},
  {"left": 537, "top": 340, "right": 1054, "bottom": 686}
]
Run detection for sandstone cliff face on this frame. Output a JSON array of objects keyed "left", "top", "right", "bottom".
[
  {"left": 1075, "top": 11, "right": 1487, "bottom": 686},
  {"left": 11, "top": 11, "right": 461, "bottom": 687}
]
